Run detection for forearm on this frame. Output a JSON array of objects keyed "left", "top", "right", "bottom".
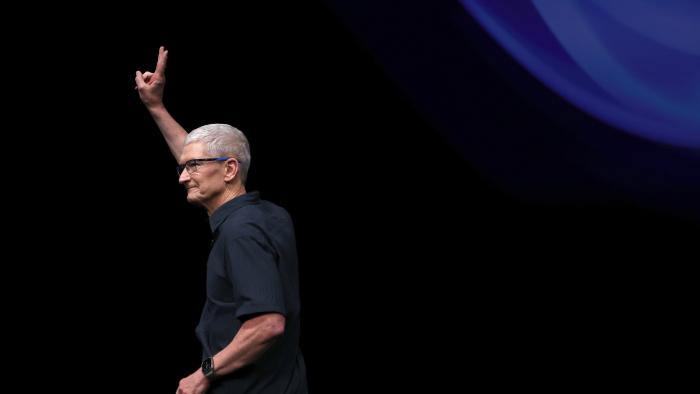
[
  {"left": 212, "top": 313, "right": 285, "bottom": 376},
  {"left": 147, "top": 105, "right": 188, "bottom": 160}
]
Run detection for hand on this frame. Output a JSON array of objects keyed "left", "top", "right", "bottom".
[
  {"left": 176, "top": 368, "right": 210, "bottom": 394},
  {"left": 135, "top": 46, "right": 168, "bottom": 110}
]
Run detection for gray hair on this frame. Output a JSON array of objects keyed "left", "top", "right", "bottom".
[{"left": 185, "top": 123, "right": 251, "bottom": 184}]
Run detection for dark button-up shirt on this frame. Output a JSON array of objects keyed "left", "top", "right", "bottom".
[{"left": 196, "top": 191, "right": 307, "bottom": 393}]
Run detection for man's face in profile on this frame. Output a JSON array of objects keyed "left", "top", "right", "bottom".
[{"left": 178, "top": 142, "right": 227, "bottom": 207}]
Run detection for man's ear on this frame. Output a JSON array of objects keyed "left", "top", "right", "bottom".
[{"left": 225, "top": 158, "right": 239, "bottom": 182}]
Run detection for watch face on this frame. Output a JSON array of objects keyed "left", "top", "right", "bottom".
[
  {"left": 202, "top": 358, "right": 212, "bottom": 373},
  {"left": 202, "top": 357, "right": 216, "bottom": 380}
]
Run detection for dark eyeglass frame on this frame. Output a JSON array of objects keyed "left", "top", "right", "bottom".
[{"left": 176, "top": 157, "right": 233, "bottom": 176}]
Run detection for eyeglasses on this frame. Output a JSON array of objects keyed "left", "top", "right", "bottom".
[{"left": 176, "top": 157, "right": 231, "bottom": 176}]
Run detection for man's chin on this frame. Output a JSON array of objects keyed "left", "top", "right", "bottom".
[{"left": 186, "top": 190, "right": 203, "bottom": 204}]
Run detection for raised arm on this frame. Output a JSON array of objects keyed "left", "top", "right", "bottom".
[{"left": 135, "top": 46, "right": 188, "bottom": 160}]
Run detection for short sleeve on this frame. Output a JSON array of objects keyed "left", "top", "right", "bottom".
[{"left": 225, "top": 235, "right": 287, "bottom": 318}]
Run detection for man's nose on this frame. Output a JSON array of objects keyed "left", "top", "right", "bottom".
[{"left": 179, "top": 169, "right": 191, "bottom": 184}]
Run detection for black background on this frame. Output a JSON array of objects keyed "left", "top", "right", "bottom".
[{"left": 14, "top": 0, "right": 697, "bottom": 391}]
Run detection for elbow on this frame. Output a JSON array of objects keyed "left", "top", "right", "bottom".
[
  {"left": 243, "top": 313, "right": 286, "bottom": 342},
  {"left": 266, "top": 314, "right": 286, "bottom": 339}
]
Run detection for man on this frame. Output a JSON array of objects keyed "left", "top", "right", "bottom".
[{"left": 135, "top": 47, "right": 308, "bottom": 394}]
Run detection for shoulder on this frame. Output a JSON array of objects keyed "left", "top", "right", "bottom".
[{"left": 220, "top": 200, "right": 293, "bottom": 239}]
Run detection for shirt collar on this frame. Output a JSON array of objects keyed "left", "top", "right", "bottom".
[{"left": 209, "top": 191, "right": 260, "bottom": 233}]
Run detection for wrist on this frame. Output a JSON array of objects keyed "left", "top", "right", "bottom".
[
  {"left": 147, "top": 103, "right": 167, "bottom": 116},
  {"left": 201, "top": 356, "right": 218, "bottom": 381}
]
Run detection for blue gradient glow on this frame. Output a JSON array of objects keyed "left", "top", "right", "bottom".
[{"left": 460, "top": 0, "right": 700, "bottom": 147}]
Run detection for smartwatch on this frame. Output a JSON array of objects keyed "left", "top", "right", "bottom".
[{"left": 201, "top": 357, "right": 217, "bottom": 381}]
